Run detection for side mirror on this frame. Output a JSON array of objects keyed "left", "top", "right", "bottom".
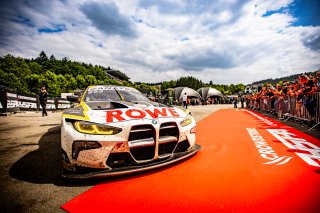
[{"left": 67, "top": 95, "right": 80, "bottom": 103}]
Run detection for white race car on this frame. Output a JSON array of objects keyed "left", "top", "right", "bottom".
[{"left": 61, "top": 85, "right": 200, "bottom": 178}]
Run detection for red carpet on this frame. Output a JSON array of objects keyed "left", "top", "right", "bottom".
[{"left": 62, "top": 109, "right": 320, "bottom": 213}]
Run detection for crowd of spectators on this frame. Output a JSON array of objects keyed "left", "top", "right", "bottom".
[
  {"left": 157, "top": 71, "right": 320, "bottom": 124},
  {"left": 243, "top": 71, "right": 320, "bottom": 121}
]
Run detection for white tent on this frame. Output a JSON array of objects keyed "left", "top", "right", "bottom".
[
  {"left": 197, "top": 87, "right": 223, "bottom": 100},
  {"left": 173, "top": 87, "right": 201, "bottom": 100}
]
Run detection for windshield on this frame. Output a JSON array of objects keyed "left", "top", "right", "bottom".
[
  {"left": 84, "top": 87, "right": 121, "bottom": 102},
  {"left": 83, "top": 86, "right": 150, "bottom": 102},
  {"left": 118, "top": 90, "right": 150, "bottom": 102}
]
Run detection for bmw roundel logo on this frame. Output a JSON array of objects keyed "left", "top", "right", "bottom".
[{"left": 152, "top": 119, "right": 158, "bottom": 125}]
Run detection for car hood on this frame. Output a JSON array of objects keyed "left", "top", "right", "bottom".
[{"left": 65, "top": 101, "right": 189, "bottom": 124}]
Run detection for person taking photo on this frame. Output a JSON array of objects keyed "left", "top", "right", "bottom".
[{"left": 38, "top": 85, "right": 48, "bottom": 116}]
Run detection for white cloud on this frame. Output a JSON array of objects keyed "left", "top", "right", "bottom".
[{"left": 0, "top": 0, "right": 319, "bottom": 85}]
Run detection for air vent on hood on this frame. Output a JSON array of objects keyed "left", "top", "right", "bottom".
[{"left": 86, "top": 101, "right": 129, "bottom": 110}]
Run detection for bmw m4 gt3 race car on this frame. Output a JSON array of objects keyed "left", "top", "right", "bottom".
[{"left": 61, "top": 85, "right": 200, "bottom": 178}]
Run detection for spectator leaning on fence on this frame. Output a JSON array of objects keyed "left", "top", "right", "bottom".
[
  {"left": 274, "top": 84, "right": 284, "bottom": 119},
  {"left": 246, "top": 71, "right": 319, "bottom": 122},
  {"left": 302, "top": 75, "right": 318, "bottom": 118},
  {"left": 315, "top": 72, "right": 320, "bottom": 90}
]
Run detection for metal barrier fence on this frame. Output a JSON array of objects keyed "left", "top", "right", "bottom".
[
  {"left": 247, "top": 92, "right": 320, "bottom": 130},
  {"left": 0, "top": 88, "right": 72, "bottom": 113}
]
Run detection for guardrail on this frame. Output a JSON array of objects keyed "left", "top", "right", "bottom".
[
  {"left": 0, "top": 88, "right": 72, "bottom": 113},
  {"left": 247, "top": 92, "right": 320, "bottom": 130}
]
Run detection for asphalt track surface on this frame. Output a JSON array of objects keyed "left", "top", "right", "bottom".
[
  {"left": 1, "top": 105, "right": 319, "bottom": 212},
  {"left": 0, "top": 105, "right": 231, "bottom": 212},
  {"left": 62, "top": 109, "right": 320, "bottom": 213}
]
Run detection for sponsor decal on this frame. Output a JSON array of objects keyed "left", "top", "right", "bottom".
[
  {"left": 267, "top": 129, "right": 320, "bottom": 167},
  {"left": 17, "top": 95, "right": 37, "bottom": 101},
  {"left": 128, "top": 137, "right": 155, "bottom": 148},
  {"left": 106, "top": 107, "right": 180, "bottom": 122},
  {"left": 7, "top": 100, "right": 19, "bottom": 108},
  {"left": 18, "top": 102, "right": 37, "bottom": 109},
  {"left": 246, "top": 128, "right": 293, "bottom": 165},
  {"left": 243, "top": 109, "right": 277, "bottom": 126},
  {"left": 6, "top": 92, "right": 17, "bottom": 98},
  {"left": 57, "top": 99, "right": 72, "bottom": 109},
  {"left": 58, "top": 104, "right": 72, "bottom": 109},
  {"left": 88, "top": 86, "right": 133, "bottom": 92}
]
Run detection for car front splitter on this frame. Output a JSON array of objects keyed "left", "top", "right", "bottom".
[{"left": 62, "top": 144, "right": 201, "bottom": 179}]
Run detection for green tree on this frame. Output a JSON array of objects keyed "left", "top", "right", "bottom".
[
  {"left": 65, "top": 74, "right": 77, "bottom": 92},
  {"left": 85, "top": 75, "right": 97, "bottom": 86},
  {"left": 25, "top": 74, "right": 40, "bottom": 94},
  {"left": 57, "top": 74, "right": 68, "bottom": 93},
  {"left": 38, "top": 70, "right": 59, "bottom": 96},
  {"left": 28, "top": 61, "right": 42, "bottom": 74},
  {"left": 176, "top": 76, "right": 203, "bottom": 90},
  {"left": 4, "top": 72, "right": 25, "bottom": 92},
  {"left": 76, "top": 75, "right": 86, "bottom": 90},
  {"left": 36, "top": 51, "right": 48, "bottom": 62}
]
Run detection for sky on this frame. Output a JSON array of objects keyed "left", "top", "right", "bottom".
[{"left": 0, "top": 0, "right": 319, "bottom": 85}]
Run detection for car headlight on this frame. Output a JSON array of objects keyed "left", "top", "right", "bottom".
[
  {"left": 180, "top": 115, "right": 193, "bottom": 127},
  {"left": 73, "top": 121, "right": 122, "bottom": 135}
]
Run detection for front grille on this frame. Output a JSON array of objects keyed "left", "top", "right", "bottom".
[
  {"left": 159, "top": 142, "right": 177, "bottom": 156},
  {"left": 130, "top": 146, "right": 155, "bottom": 161},
  {"left": 159, "top": 122, "right": 179, "bottom": 156},
  {"left": 129, "top": 125, "right": 155, "bottom": 141},
  {"left": 159, "top": 122, "right": 179, "bottom": 138},
  {"left": 129, "top": 125, "right": 155, "bottom": 160}
]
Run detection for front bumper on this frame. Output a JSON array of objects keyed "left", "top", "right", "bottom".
[{"left": 62, "top": 144, "right": 201, "bottom": 179}]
